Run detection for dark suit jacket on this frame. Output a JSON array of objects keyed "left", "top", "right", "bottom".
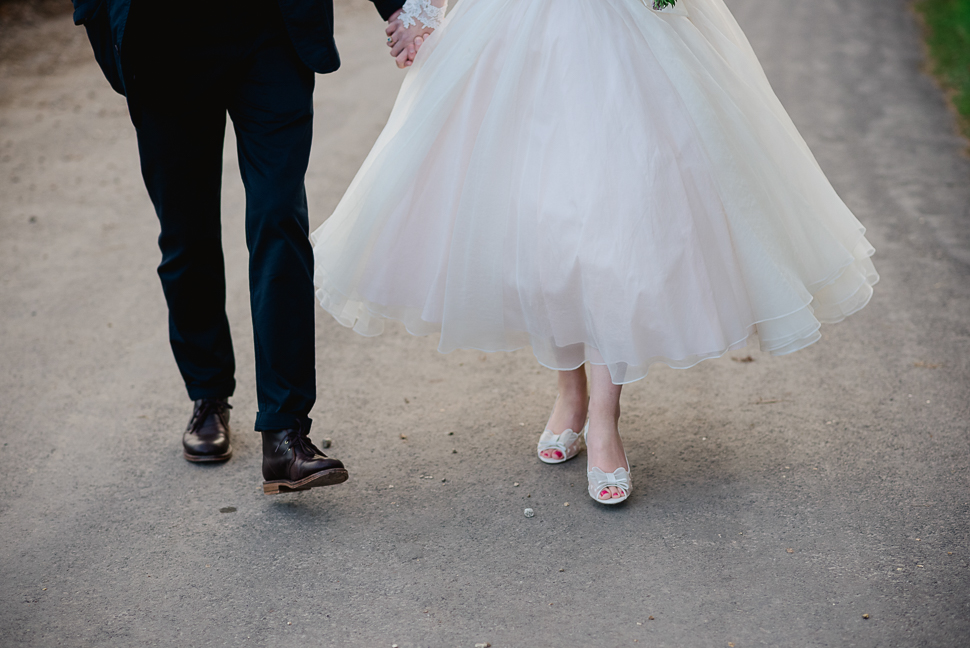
[{"left": 72, "top": 0, "right": 405, "bottom": 96}]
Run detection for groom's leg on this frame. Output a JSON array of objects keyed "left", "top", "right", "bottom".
[
  {"left": 229, "top": 29, "right": 316, "bottom": 431},
  {"left": 135, "top": 100, "right": 237, "bottom": 401}
]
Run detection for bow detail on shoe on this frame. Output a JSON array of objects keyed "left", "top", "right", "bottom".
[
  {"left": 537, "top": 427, "right": 584, "bottom": 463},
  {"left": 587, "top": 465, "right": 632, "bottom": 500}
]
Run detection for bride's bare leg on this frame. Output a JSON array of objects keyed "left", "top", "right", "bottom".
[
  {"left": 587, "top": 364, "right": 627, "bottom": 499},
  {"left": 539, "top": 366, "right": 588, "bottom": 461}
]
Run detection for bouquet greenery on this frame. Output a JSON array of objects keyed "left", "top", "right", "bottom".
[{"left": 652, "top": 0, "right": 678, "bottom": 8}]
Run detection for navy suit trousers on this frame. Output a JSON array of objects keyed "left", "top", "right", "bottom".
[{"left": 131, "top": 4, "right": 316, "bottom": 431}]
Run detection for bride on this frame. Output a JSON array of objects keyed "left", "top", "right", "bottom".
[{"left": 311, "top": 0, "right": 878, "bottom": 505}]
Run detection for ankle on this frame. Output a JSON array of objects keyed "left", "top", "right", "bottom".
[
  {"left": 588, "top": 400, "right": 620, "bottom": 423},
  {"left": 557, "top": 368, "right": 587, "bottom": 394},
  {"left": 558, "top": 387, "right": 588, "bottom": 407}
]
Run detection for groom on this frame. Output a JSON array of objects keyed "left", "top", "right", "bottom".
[{"left": 73, "top": 0, "right": 406, "bottom": 493}]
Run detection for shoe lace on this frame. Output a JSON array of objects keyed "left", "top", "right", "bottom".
[
  {"left": 293, "top": 428, "right": 327, "bottom": 457},
  {"left": 189, "top": 399, "right": 231, "bottom": 433},
  {"left": 280, "top": 426, "right": 325, "bottom": 457},
  {"left": 276, "top": 427, "right": 327, "bottom": 457}
]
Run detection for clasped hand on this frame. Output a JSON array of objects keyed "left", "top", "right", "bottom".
[{"left": 385, "top": 7, "right": 435, "bottom": 69}]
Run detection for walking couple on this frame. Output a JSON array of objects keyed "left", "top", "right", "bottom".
[{"left": 76, "top": 0, "right": 877, "bottom": 505}]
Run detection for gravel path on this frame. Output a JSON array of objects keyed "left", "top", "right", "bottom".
[{"left": 1, "top": 1, "right": 968, "bottom": 646}]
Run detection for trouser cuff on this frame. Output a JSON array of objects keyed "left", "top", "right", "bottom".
[
  {"left": 186, "top": 382, "right": 235, "bottom": 402},
  {"left": 255, "top": 412, "right": 311, "bottom": 432}
]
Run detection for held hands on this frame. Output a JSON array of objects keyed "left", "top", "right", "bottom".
[
  {"left": 386, "top": 0, "right": 448, "bottom": 69},
  {"left": 386, "top": 10, "right": 429, "bottom": 69}
]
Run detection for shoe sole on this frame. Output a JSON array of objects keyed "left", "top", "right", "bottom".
[
  {"left": 184, "top": 450, "right": 233, "bottom": 463},
  {"left": 263, "top": 468, "right": 349, "bottom": 494},
  {"left": 591, "top": 493, "right": 630, "bottom": 505},
  {"left": 537, "top": 451, "right": 581, "bottom": 464}
]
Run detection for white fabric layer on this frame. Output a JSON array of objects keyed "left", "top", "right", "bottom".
[{"left": 311, "top": 0, "right": 878, "bottom": 384}]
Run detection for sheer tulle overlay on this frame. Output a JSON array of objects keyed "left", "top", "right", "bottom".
[{"left": 311, "top": 0, "right": 878, "bottom": 384}]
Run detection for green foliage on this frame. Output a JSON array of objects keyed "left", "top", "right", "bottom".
[
  {"left": 916, "top": 0, "right": 970, "bottom": 138},
  {"left": 652, "top": 0, "right": 678, "bottom": 9}
]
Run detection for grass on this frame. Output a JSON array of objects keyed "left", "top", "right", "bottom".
[{"left": 915, "top": 0, "right": 970, "bottom": 140}]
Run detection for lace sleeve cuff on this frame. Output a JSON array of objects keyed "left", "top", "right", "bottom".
[{"left": 399, "top": 0, "right": 447, "bottom": 30}]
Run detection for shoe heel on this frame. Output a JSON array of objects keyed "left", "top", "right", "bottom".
[{"left": 263, "top": 482, "right": 281, "bottom": 495}]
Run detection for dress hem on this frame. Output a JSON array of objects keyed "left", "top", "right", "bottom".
[{"left": 313, "top": 247, "right": 877, "bottom": 385}]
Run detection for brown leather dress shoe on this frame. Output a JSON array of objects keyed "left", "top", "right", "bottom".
[
  {"left": 261, "top": 425, "right": 348, "bottom": 494},
  {"left": 182, "top": 398, "right": 233, "bottom": 463}
]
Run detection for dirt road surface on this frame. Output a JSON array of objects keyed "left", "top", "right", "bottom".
[{"left": 1, "top": 1, "right": 968, "bottom": 646}]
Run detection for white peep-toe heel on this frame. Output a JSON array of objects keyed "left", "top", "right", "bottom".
[
  {"left": 536, "top": 421, "right": 586, "bottom": 464},
  {"left": 584, "top": 425, "right": 632, "bottom": 505}
]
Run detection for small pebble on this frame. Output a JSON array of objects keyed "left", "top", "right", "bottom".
[
  {"left": 475, "top": 644, "right": 491, "bottom": 648},
  {"left": 513, "top": 482, "right": 520, "bottom": 487},
  {"left": 524, "top": 508, "right": 535, "bottom": 518},
  {"left": 452, "top": 449, "right": 458, "bottom": 453},
  {"left": 321, "top": 438, "right": 332, "bottom": 448},
  {"left": 287, "top": 622, "right": 291, "bottom": 625},
  {"left": 786, "top": 548, "right": 794, "bottom": 553},
  {"left": 400, "top": 434, "right": 407, "bottom": 440},
  {"left": 862, "top": 614, "right": 869, "bottom": 620},
  {"left": 563, "top": 502, "right": 569, "bottom": 507},
  {"left": 448, "top": 431, "right": 454, "bottom": 436},
  {"left": 648, "top": 616, "right": 655, "bottom": 620},
  {"left": 441, "top": 478, "right": 447, "bottom": 482}
]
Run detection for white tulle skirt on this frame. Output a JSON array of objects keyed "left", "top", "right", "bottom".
[{"left": 311, "top": 0, "right": 878, "bottom": 384}]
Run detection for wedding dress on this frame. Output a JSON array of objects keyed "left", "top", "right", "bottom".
[{"left": 310, "top": 0, "right": 878, "bottom": 384}]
